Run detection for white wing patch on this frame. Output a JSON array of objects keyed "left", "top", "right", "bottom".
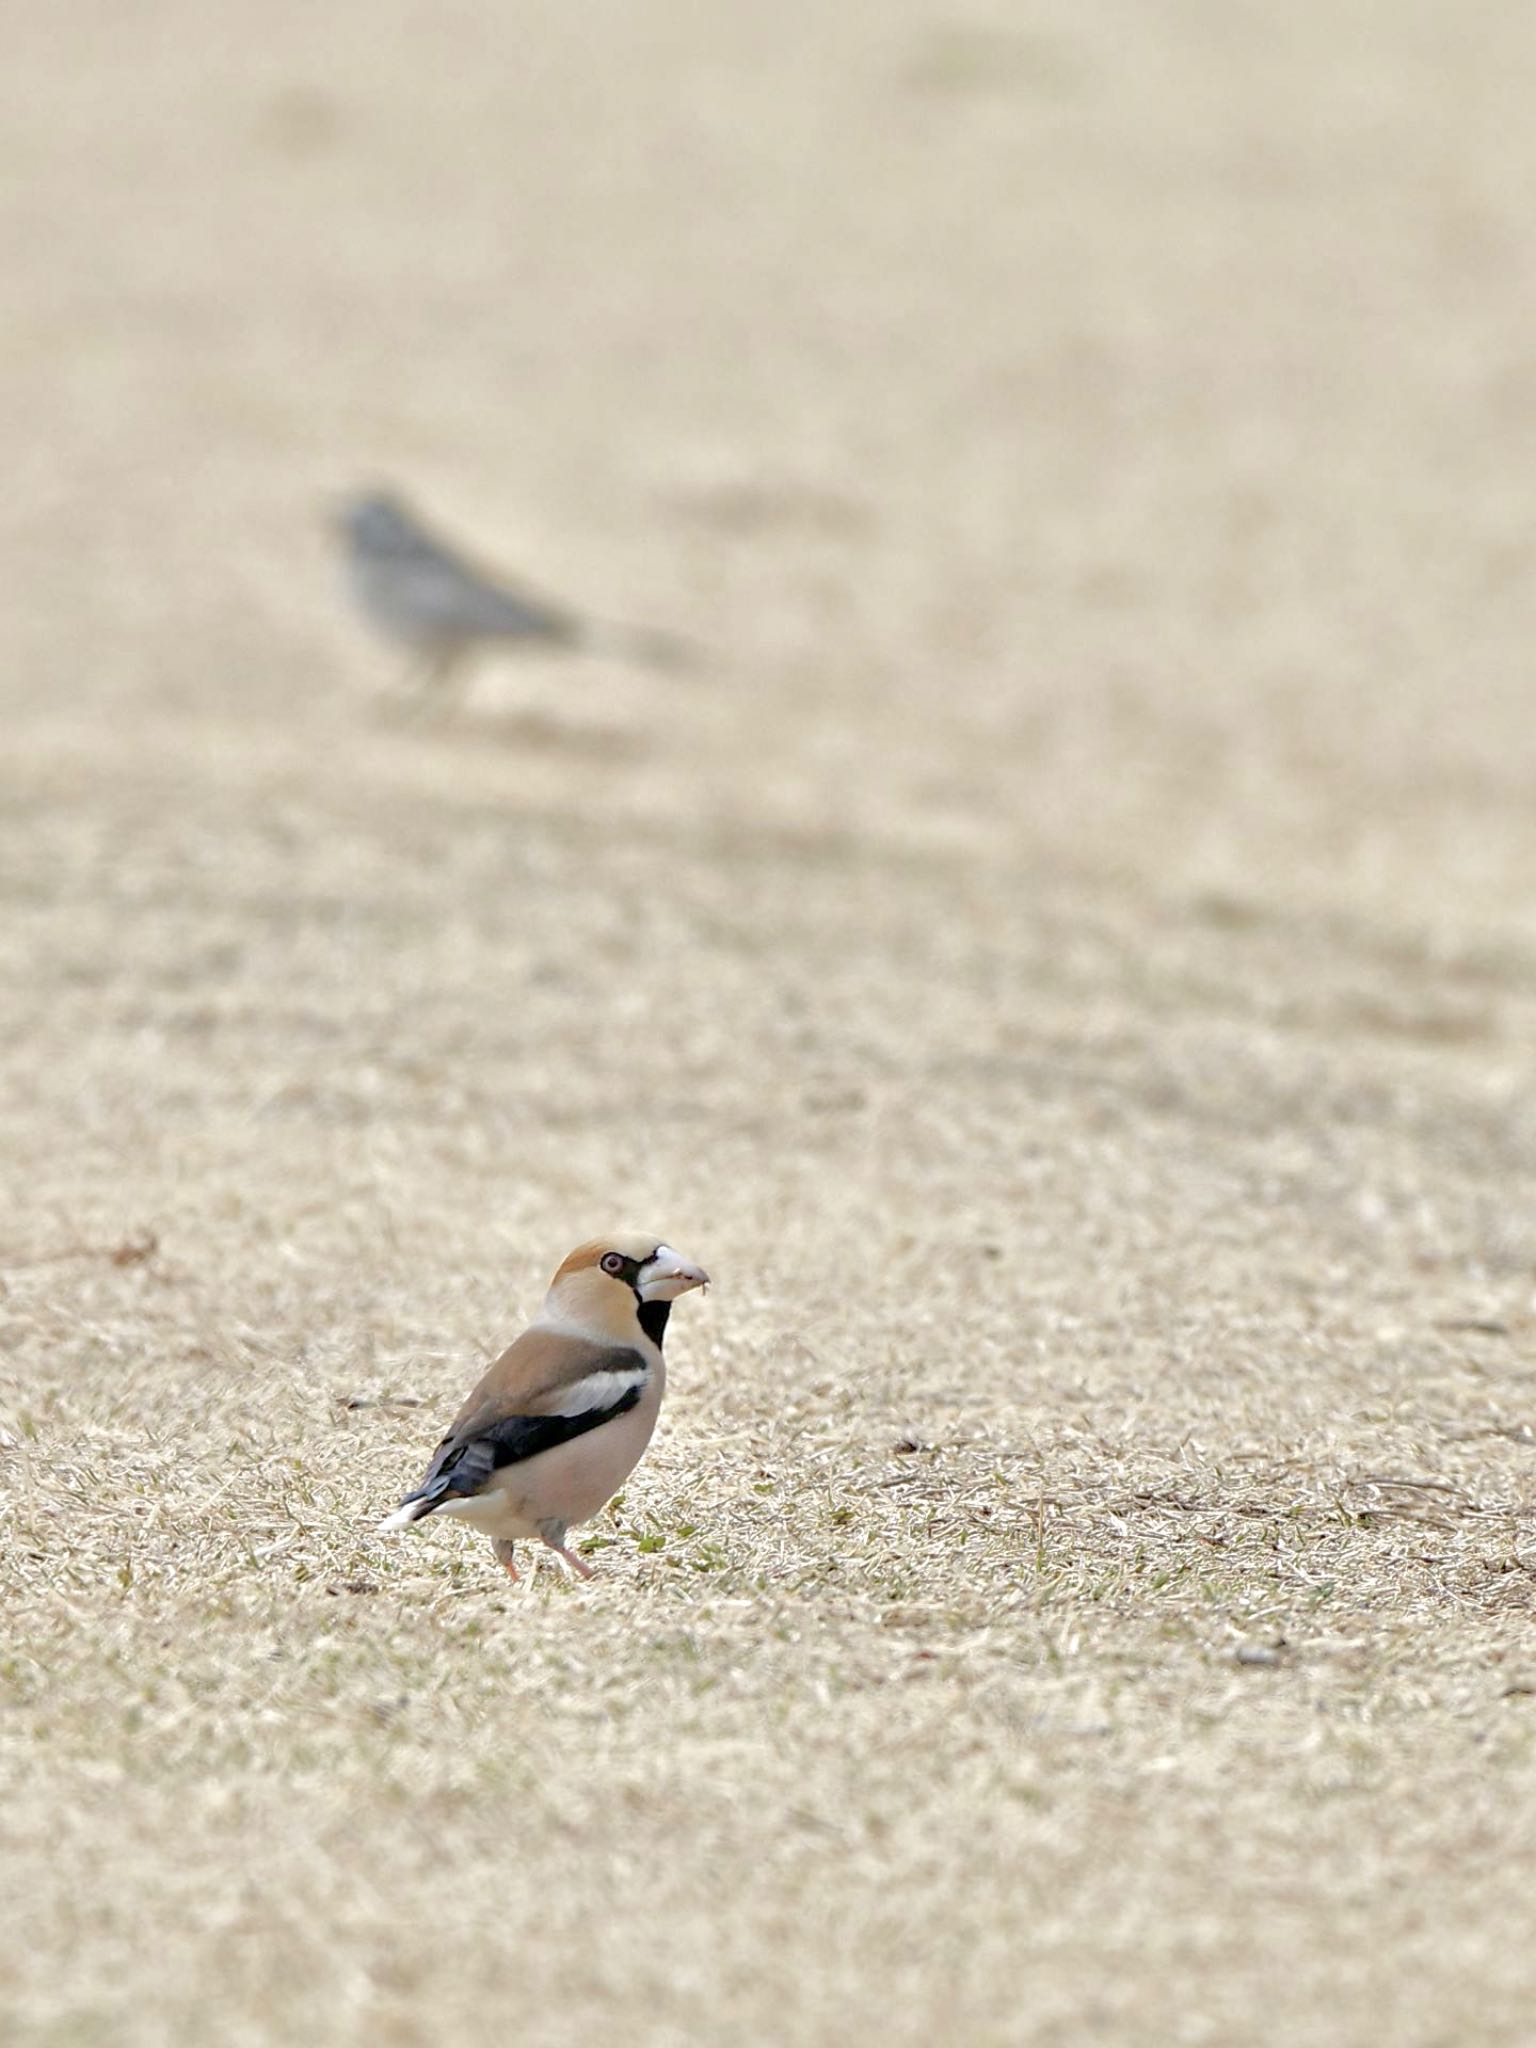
[{"left": 546, "top": 1365, "right": 648, "bottom": 1418}]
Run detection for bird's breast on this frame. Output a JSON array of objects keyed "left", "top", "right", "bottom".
[{"left": 468, "top": 1361, "right": 666, "bottom": 1539}]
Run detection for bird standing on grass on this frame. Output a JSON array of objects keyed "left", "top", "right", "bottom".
[
  {"left": 379, "top": 1237, "right": 709, "bottom": 1581},
  {"left": 338, "top": 490, "right": 690, "bottom": 698}
]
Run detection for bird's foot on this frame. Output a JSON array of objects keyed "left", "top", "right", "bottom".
[{"left": 493, "top": 1539, "right": 519, "bottom": 1583}]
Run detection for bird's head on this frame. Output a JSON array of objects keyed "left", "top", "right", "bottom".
[
  {"left": 340, "top": 490, "right": 422, "bottom": 558},
  {"left": 543, "top": 1236, "right": 710, "bottom": 1345}
]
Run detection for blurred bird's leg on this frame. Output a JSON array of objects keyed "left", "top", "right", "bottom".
[
  {"left": 382, "top": 643, "right": 468, "bottom": 720},
  {"left": 415, "top": 643, "right": 469, "bottom": 704},
  {"left": 493, "top": 1538, "right": 520, "bottom": 1583},
  {"left": 537, "top": 1518, "right": 596, "bottom": 1580}
]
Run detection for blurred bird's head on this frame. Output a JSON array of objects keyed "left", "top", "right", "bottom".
[{"left": 340, "top": 490, "right": 424, "bottom": 560}]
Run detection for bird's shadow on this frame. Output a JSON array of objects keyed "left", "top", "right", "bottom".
[{"left": 375, "top": 696, "right": 647, "bottom": 760}]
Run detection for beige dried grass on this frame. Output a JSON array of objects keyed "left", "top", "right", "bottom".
[{"left": 6, "top": 1, "right": 1536, "bottom": 2042}]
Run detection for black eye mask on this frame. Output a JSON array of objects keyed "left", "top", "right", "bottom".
[{"left": 602, "top": 1251, "right": 672, "bottom": 1345}]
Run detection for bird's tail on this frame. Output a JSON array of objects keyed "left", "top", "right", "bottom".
[{"left": 377, "top": 1493, "right": 439, "bottom": 1533}]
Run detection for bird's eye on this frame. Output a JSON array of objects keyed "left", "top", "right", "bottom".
[{"left": 600, "top": 1252, "right": 626, "bottom": 1276}]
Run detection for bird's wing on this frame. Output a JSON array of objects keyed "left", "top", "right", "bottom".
[
  {"left": 399, "top": 1330, "right": 650, "bottom": 1511},
  {"left": 385, "top": 528, "right": 580, "bottom": 642}
]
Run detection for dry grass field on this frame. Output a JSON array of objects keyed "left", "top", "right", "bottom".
[{"left": 6, "top": 2, "right": 1536, "bottom": 2041}]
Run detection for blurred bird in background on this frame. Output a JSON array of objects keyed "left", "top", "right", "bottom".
[{"left": 337, "top": 489, "right": 691, "bottom": 700}]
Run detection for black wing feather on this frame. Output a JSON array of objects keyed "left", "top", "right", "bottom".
[{"left": 397, "top": 1364, "right": 645, "bottom": 1518}]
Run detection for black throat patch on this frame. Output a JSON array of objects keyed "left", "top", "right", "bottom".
[{"left": 637, "top": 1299, "right": 671, "bottom": 1348}]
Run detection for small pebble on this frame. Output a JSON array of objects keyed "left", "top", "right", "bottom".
[{"left": 1234, "top": 1644, "right": 1284, "bottom": 1668}]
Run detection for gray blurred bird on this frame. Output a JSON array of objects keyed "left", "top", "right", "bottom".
[{"left": 338, "top": 489, "right": 689, "bottom": 697}]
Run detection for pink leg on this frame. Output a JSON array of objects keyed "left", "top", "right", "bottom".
[
  {"left": 537, "top": 1521, "right": 595, "bottom": 1579},
  {"left": 493, "top": 1538, "right": 519, "bottom": 1582},
  {"left": 548, "top": 1540, "right": 596, "bottom": 1580}
]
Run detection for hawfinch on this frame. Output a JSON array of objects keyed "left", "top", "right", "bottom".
[{"left": 380, "top": 1236, "right": 709, "bottom": 1580}]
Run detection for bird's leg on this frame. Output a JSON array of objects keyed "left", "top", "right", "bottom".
[
  {"left": 382, "top": 644, "right": 465, "bottom": 719},
  {"left": 492, "top": 1538, "right": 519, "bottom": 1583},
  {"left": 536, "top": 1519, "right": 596, "bottom": 1580},
  {"left": 416, "top": 644, "right": 468, "bottom": 710}
]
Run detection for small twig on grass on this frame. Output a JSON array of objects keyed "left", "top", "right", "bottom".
[
  {"left": 0, "top": 1229, "right": 158, "bottom": 1273},
  {"left": 887, "top": 1436, "right": 1043, "bottom": 1460}
]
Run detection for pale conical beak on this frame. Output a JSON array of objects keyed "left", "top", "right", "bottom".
[{"left": 638, "top": 1247, "right": 710, "bottom": 1301}]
